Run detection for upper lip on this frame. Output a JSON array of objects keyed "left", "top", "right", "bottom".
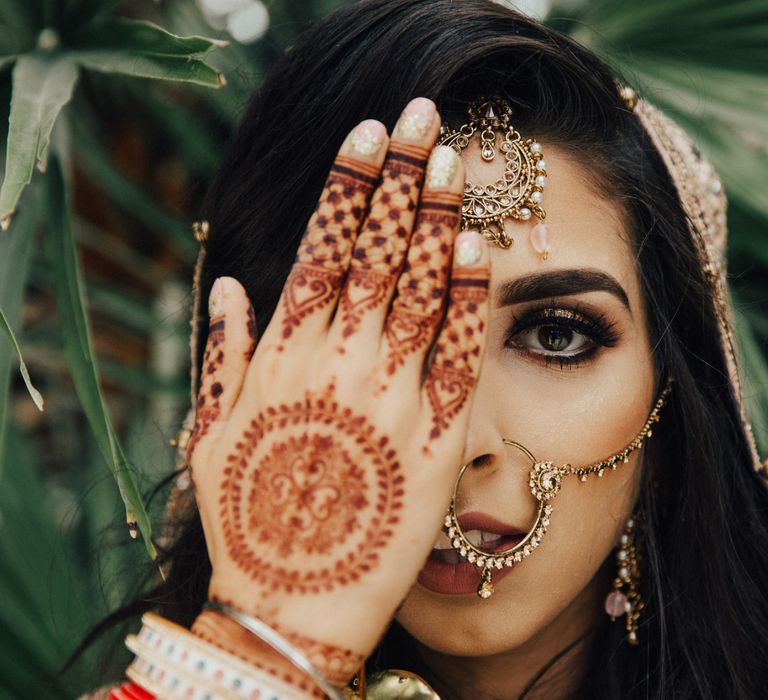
[{"left": 456, "top": 511, "right": 525, "bottom": 537}]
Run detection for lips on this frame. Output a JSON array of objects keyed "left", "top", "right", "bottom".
[{"left": 418, "top": 511, "right": 526, "bottom": 595}]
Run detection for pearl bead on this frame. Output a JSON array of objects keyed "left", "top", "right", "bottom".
[
  {"left": 531, "top": 141, "right": 542, "bottom": 154},
  {"left": 535, "top": 175, "right": 547, "bottom": 187},
  {"left": 536, "top": 159, "right": 547, "bottom": 171},
  {"left": 530, "top": 191, "right": 542, "bottom": 203},
  {"left": 519, "top": 207, "right": 532, "bottom": 220}
]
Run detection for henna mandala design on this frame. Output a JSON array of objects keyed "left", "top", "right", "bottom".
[
  {"left": 220, "top": 394, "right": 404, "bottom": 594},
  {"left": 248, "top": 433, "right": 369, "bottom": 555},
  {"left": 425, "top": 269, "right": 489, "bottom": 441},
  {"left": 187, "top": 315, "right": 227, "bottom": 462}
]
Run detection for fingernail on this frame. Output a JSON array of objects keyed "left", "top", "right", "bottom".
[
  {"left": 348, "top": 119, "right": 386, "bottom": 157},
  {"left": 426, "top": 146, "right": 459, "bottom": 189},
  {"left": 394, "top": 97, "right": 436, "bottom": 140},
  {"left": 209, "top": 277, "right": 225, "bottom": 317},
  {"left": 455, "top": 231, "right": 485, "bottom": 267}
]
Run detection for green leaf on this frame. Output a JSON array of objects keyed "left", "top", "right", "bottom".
[
  {"left": 43, "top": 157, "right": 155, "bottom": 559},
  {"left": 72, "top": 50, "right": 225, "bottom": 87},
  {"left": 71, "top": 17, "right": 228, "bottom": 56},
  {"left": 0, "top": 187, "right": 38, "bottom": 473},
  {"left": 0, "top": 306, "right": 44, "bottom": 411},
  {"left": 0, "top": 54, "right": 79, "bottom": 222}
]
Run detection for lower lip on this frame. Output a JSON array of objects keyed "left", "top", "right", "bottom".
[{"left": 417, "top": 537, "right": 523, "bottom": 596}]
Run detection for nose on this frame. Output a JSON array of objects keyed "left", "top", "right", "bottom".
[{"left": 454, "top": 368, "right": 537, "bottom": 523}]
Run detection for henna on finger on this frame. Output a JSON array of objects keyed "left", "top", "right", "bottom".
[
  {"left": 219, "top": 384, "right": 405, "bottom": 595},
  {"left": 186, "top": 310, "right": 227, "bottom": 465},
  {"left": 337, "top": 142, "right": 431, "bottom": 343},
  {"left": 383, "top": 189, "right": 462, "bottom": 376},
  {"left": 423, "top": 232, "right": 490, "bottom": 448},
  {"left": 278, "top": 155, "right": 381, "bottom": 350}
]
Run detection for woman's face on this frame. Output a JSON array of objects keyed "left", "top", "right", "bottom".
[{"left": 396, "top": 145, "right": 656, "bottom": 657}]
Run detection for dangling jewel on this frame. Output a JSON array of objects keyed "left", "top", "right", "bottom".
[
  {"left": 530, "top": 223, "right": 550, "bottom": 260},
  {"left": 477, "top": 566, "right": 495, "bottom": 599},
  {"left": 604, "top": 590, "right": 629, "bottom": 619}
]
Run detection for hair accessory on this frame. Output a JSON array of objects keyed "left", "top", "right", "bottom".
[
  {"left": 445, "top": 378, "right": 673, "bottom": 599},
  {"left": 437, "top": 97, "right": 547, "bottom": 251},
  {"left": 604, "top": 513, "right": 643, "bottom": 645},
  {"left": 203, "top": 600, "right": 345, "bottom": 700}
]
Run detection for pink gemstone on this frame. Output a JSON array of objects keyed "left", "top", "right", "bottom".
[
  {"left": 530, "top": 223, "right": 550, "bottom": 260},
  {"left": 604, "top": 590, "right": 628, "bottom": 619}
]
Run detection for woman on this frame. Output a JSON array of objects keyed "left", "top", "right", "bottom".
[{"left": 93, "top": 0, "right": 768, "bottom": 698}]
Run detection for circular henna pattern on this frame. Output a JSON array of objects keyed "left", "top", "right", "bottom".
[
  {"left": 248, "top": 433, "right": 369, "bottom": 556},
  {"left": 220, "top": 395, "right": 405, "bottom": 594}
]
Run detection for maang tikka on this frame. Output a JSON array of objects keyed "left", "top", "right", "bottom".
[{"left": 437, "top": 97, "right": 550, "bottom": 257}]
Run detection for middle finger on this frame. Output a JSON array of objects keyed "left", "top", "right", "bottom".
[{"left": 332, "top": 97, "right": 440, "bottom": 350}]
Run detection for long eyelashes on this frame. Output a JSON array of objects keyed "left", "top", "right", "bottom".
[{"left": 504, "top": 301, "right": 621, "bottom": 370}]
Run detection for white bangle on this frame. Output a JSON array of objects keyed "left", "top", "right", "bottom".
[
  {"left": 126, "top": 612, "right": 309, "bottom": 700},
  {"left": 204, "top": 600, "right": 345, "bottom": 700}
]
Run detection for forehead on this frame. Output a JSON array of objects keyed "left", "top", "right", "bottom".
[{"left": 459, "top": 144, "right": 639, "bottom": 298}]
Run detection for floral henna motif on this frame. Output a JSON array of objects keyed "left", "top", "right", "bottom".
[
  {"left": 186, "top": 314, "right": 227, "bottom": 463},
  {"left": 337, "top": 143, "right": 430, "bottom": 340},
  {"left": 248, "top": 433, "right": 369, "bottom": 556},
  {"left": 424, "top": 269, "right": 489, "bottom": 443},
  {"left": 219, "top": 391, "right": 405, "bottom": 594},
  {"left": 383, "top": 191, "right": 462, "bottom": 374},
  {"left": 278, "top": 155, "right": 379, "bottom": 347}
]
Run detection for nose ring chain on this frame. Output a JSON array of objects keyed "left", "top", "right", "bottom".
[{"left": 443, "top": 379, "right": 673, "bottom": 599}]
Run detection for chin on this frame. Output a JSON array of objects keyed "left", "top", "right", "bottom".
[{"left": 395, "top": 583, "right": 543, "bottom": 657}]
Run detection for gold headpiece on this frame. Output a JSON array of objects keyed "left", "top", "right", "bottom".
[
  {"left": 437, "top": 97, "right": 550, "bottom": 256},
  {"left": 626, "top": 88, "right": 762, "bottom": 475}
]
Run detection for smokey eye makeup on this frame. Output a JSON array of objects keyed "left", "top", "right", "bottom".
[{"left": 503, "top": 300, "right": 621, "bottom": 370}]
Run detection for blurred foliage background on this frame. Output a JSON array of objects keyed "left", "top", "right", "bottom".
[{"left": 0, "top": 0, "right": 766, "bottom": 696}]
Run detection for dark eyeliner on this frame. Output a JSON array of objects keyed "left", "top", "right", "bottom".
[{"left": 504, "top": 301, "right": 621, "bottom": 368}]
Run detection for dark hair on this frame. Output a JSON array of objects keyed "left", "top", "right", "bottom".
[{"left": 77, "top": 1, "right": 768, "bottom": 697}]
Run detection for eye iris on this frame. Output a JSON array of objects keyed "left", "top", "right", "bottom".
[{"left": 538, "top": 325, "right": 572, "bottom": 351}]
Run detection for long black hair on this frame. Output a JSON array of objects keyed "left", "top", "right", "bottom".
[{"left": 76, "top": 1, "right": 768, "bottom": 697}]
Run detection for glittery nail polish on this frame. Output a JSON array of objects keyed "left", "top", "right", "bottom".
[
  {"left": 426, "top": 146, "right": 458, "bottom": 189},
  {"left": 455, "top": 231, "right": 483, "bottom": 267},
  {"left": 209, "top": 278, "right": 224, "bottom": 317},
  {"left": 349, "top": 119, "right": 386, "bottom": 156},
  {"left": 394, "top": 97, "right": 435, "bottom": 140}
]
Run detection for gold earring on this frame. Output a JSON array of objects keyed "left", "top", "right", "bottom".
[
  {"left": 444, "top": 379, "right": 673, "bottom": 599},
  {"left": 437, "top": 97, "right": 549, "bottom": 256}
]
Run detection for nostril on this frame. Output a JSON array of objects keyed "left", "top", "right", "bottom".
[{"left": 471, "top": 454, "right": 493, "bottom": 468}]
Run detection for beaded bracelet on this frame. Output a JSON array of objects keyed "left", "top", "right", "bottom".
[{"left": 204, "top": 601, "right": 345, "bottom": 700}]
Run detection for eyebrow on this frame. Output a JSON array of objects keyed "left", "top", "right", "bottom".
[{"left": 496, "top": 268, "right": 631, "bottom": 311}]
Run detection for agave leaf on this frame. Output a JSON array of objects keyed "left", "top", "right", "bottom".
[
  {"left": 0, "top": 54, "right": 79, "bottom": 223},
  {"left": 71, "top": 17, "right": 228, "bottom": 56},
  {"left": 72, "top": 50, "right": 224, "bottom": 87},
  {"left": 43, "top": 157, "right": 155, "bottom": 559},
  {"left": 0, "top": 307, "right": 44, "bottom": 410},
  {"left": 0, "top": 187, "right": 39, "bottom": 474}
]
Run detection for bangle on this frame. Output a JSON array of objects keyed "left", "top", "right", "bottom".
[
  {"left": 204, "top": 600, "right": 345, "bottom": 700},
  {"left": 126, "top": 613, "right": 307, "bottom": 700}
]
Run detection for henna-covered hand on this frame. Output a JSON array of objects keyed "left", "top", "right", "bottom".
[{"left": 186, "top": 98, "right": 490, "bottom": 696}]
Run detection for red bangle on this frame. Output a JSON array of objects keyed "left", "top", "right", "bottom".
[{"left": 109, "top": 682, "right": 156, "bottom": 700}]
